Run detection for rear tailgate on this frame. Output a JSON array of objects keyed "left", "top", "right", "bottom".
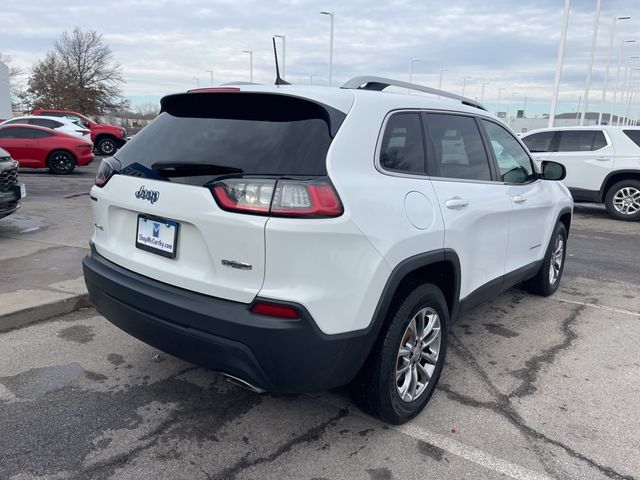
[
  {"left": 91, "top": 175, "right": 267, "bottom": 303},
  {"left": 90, "top": 90, "right": 349, "bottom": 304}
]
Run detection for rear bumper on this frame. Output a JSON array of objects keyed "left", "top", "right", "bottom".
[{"left": 82, "top": 244, "right": 374, "bottom": 393}]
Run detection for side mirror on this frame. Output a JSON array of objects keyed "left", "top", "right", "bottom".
[{"left": 541, "top": 161, "right": 566, "bottom": 181}]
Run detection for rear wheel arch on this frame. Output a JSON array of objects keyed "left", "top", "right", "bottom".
[
  {"left": 370, "top": 250, "right": 461, "bottom": 336},
  {"left": 600, "top": 170, "right": 640, "bottom": 201}
]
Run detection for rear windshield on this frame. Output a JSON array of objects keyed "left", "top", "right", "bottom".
[
  {"left": 114, "top": 92, "right": 346, "bottom": 185},
  {"left": 623, "top": 130, "right": 640, "bottom": 147}
]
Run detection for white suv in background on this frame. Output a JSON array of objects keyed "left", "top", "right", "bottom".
[
  {"left": 0, "top": 115, "right": 91, "bottom": 139},
  {"left": 83, "top": 77, "right": 573, "bottom": 424},
  {"left": 522, "top": 126, "right": 640, "bottom": 221}
]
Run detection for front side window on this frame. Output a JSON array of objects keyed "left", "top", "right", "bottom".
[
  {"left": 425, "top": 113, "right": 492, "bottom": 181},
  {"left": 379, "top": 112, "right": 426, "bottom": 175},
  {"left": 522, "top": 131, "right": 555, "bottom": 153},
  {"left": 482, "top": 120, "right": 536, "bottom": 184},
  {"left": 557, "top": 130, "right": 607, "bottom": 152}
]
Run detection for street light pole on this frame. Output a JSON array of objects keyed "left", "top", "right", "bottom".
[
  {"left": 242, "top": 50, "right": 253, "bottom": 83},
  {"left": 274, "top": 35, "right": 286, "bottom": 79},
  {"left": 613, "top": 47, "right": 637, "bottom": 123},
  {"left": 480, "top": 81, "right": 488, "bottom": 102},
  {"left": 508, "top": 92, "right": 519, "bottom": 127},
  {"left": 320, "top": 11, "right": 334, "bottom": 86},
  {"left": 598, "top": 15, "right": 631, "bottom": 125},
  {"left": 310, "top": 74, "right": 314, "bottom": 85},
  {"left": 193, "top": 77, "right": 200, "bottom": 88},
  {"left": 409, "top": 59, "right": 421, "bottom": 83},
  {"left": 438, "top": 68, "right": 447, "bottom": 90},
  {"left": 462, "top": 76, "right": 472, "bottom": 97},
  {"left": 497, "top": 87, "right": 506, "bottom": 109},
  {"left": 549, "top": 0, "right": 571, "bottom": 129},
  {"left": 579, "top": 0, "right": 602, "bottom": 126},
  {"left": 206, "top": 70, "right": 213, "bottom": 86}
]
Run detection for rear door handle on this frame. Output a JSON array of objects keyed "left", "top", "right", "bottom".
[
  {"left": 445, "top": 197, "right": 469, "bottom": 209},
  {"left": 595, "top": 157, "right": 610, "bottom": 161},
  {"left": 513, "top": 195, "right": 527, "bottom": 204}
]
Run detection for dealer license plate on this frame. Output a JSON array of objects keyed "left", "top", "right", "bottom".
[{"left": 135, "top": 214, "right": 179, "bottom": 259}]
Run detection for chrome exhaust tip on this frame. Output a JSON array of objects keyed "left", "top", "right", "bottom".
[{"left": 221, "top": 373, "right": 266, "bottom": 394}]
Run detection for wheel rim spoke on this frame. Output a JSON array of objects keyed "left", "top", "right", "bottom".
[
  {"left": 396, "top": 307, "right": 441, "bottom": 403},
  {"left": 613, "top": 187, "right": 640, "bottom": 215}
]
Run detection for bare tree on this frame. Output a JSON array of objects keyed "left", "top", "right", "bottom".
[
  {"left": 22, "top": 27, "right": 129, "bottom": 115},
  {"left": 134, "top": 102, "right": 160, "bottom": 119}
]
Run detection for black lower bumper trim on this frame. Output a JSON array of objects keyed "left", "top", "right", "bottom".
[{"left": 82, "top": 245, "right": 374, "bottom": 393}]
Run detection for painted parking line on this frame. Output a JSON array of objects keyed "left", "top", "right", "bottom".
[
  {"left": 556, "top": 298, "right": 640, "bottom": 317},
  {"left": 397, "top": 423, "right": 553, "bottom": 480},
  {"left": 314, "top": 394, "right": 552, "bottom": 480}
]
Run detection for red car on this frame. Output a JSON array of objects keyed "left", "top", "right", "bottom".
[
  {"left": 32, "top": 109, "right": 127, "bottom": 156},
  {"left": 0, "top": 125, "right": 94, "bottom": 174}
]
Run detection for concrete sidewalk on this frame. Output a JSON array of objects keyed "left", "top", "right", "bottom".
[{"left": 0, "top": 186, "right": 93, "bottom": 332}]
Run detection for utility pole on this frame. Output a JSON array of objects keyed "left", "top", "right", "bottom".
[
  {"left": 206, "top": 70, "right": 213, "bottom": 86},
  {"left": 580, "top": 0, "right": 602, "bottom": 125},
  {"left": 549, "top": 0, "right": 571, "bottom": 128},
  {"left": 320, "top": 11, "right": 334, "bottom": 86},
  {"left": 242, "top": 50, "right": 253, "bottom": 83},
  {"left": 598, "top": 15, "right": 631, "bottom": 124}
]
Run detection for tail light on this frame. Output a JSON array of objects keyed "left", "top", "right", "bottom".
[
  {"left": 95, "top": 157, "right": 121, "bottom": 187},
  {"left": 211, "top": 178, "right": 343, "bottom": 218}
]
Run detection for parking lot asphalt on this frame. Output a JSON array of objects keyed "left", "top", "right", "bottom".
[
  {"left": 0, "top": 161, "right": 99, "bottom": 329},
  {"left": 0, "top": 164, "right": 639, "bottom": 479}
]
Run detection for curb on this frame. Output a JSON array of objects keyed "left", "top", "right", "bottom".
[{"left": 0, "top": 294, "right": 91, "bottom": 333}]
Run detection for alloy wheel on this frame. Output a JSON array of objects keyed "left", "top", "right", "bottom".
[
  {"left": 396, "top": 307, "right": 441, "bottom": 403},
  {"left": 548, "top": 234, "right": 564, "bottom": 285},
  {"left": 612, "top": 187, "right": 640, "bottom": 216}
]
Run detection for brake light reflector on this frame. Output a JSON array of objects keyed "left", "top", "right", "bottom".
[
  {"left": 211, "top": 178, "right": 342, "bottom": 218},
  {"left": 251, "top": 301, "right": 301, "bottom": 319}
]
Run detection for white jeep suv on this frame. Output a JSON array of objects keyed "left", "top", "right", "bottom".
[
  {"left": 522, "top": 126, "right": 640, "bottom": 221},
  {"left": 83, "top": 77, "right": 573, "bottom": 424}
]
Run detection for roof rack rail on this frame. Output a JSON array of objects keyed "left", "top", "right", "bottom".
[{"left": 341, "top": 76, "right": 488, "bottom": 112}]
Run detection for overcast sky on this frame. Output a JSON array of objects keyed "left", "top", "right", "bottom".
[{"left": 1, "top": 0, "right": 640, "bottom": 116}]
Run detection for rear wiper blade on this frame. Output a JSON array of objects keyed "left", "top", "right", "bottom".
[{"left": 151, "top": 162, "right": 243, "bottom": 177}]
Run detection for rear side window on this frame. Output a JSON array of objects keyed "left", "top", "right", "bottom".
[
  {"left": 557, "top": 130, "right": 607, "bottom": 152},
  {"left": 379, "top": 112, "right": 426, "bottom": 175},
  {"left": 522, "top": 131, "right": 555, "bottom": 152},
  {"left": 115, "top": 93, "right": 345, "bottom": 185},
  {"left": 31, "top": 118, "right": 62, "bottom": 129},
  {"left": 623, "top": 130, "right": 640, "bottom": 147},
  {"left": 425, "top": 113, "right": 492, "bottom": 181}
]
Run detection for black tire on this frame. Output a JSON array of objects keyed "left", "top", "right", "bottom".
[
  {"left": 96, "top": 137, "right": 117, "bottom": 156},
  {"left": 525, "top": 223, "right": 567, "bottom": 297},
  {"left": 47, "top": 150, "right": 77, "bottom": 175},
  {"left": 352, "top": 283, "right": 448, "bottom": 424},
  {"left": 604, "top": 179, "right": 640, "bottom": 221}
]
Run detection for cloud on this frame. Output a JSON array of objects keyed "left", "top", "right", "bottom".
[{"left": 1, "top": 0, "right": 639, "bottom": 116}]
